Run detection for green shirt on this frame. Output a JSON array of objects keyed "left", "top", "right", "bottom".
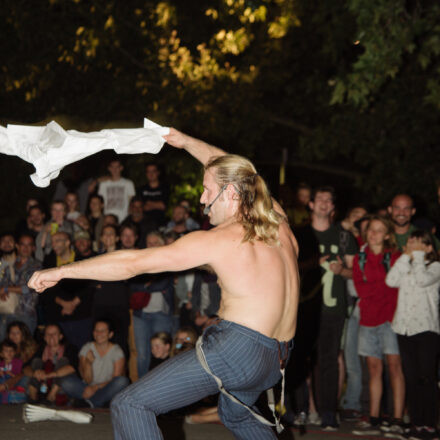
[{"left": 395, "top": 224, "right": 440, "bottom": 252}]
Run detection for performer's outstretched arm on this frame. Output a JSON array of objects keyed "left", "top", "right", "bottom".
[
  {"left": 28, "top": 230, "right": 217, "bottom": 293},
  {"left": 164, "top": 128, "right": 226, "bottom": 165}
]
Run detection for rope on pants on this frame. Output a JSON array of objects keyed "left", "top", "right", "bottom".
[{"left": 195, "top": 336, "right": 285, "bottom": 434}]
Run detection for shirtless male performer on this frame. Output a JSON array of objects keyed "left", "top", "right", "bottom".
[{"left": 29, "top": 128, "right": 300, "bottom": 440}]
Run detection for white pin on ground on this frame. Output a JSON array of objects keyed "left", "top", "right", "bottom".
[{"left": 22, "top": 404, "right": 93, "bottom": 424}]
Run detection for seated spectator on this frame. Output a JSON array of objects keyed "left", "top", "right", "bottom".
[
  {"left": 0, "top": 232, "right": 16, "bottom": 266},
  {"left": 73, "top": 230, "right": 95, "bottom": 260},
  {"left": 149, "top": 332, "right": 172, "bottom": 371},
  {"left": 131, "top": 231, "right": 174, "bottom": 377},
  {"left": 178, "top": 200, "right": 200, "bottom": 231},
  {"left": 0, "top": 234, "right": 41, "bottom": 340},
  {"left": 74, "top": 215, "right": 92, "bottom": 236},
  {"left": 170, "top": 327, "right": 198, "bottom": 358},
  {"left": 121, "top": 197, "right": 156, "bottom": 248},
  {"left": 103, "top": 214, "right": 119, "bottom": 227},
  {"left": 35, "top": 200, "right": 77, "bottom": 262},
  {"left": 15, "top": 204, "right": 46, "bottom": 240},
  {"left": 65, "top": 192, "right": 81, "bottom": 221},
  {"left": 93, "top": 226, "right": 129, "bottom": 357},
  {"left": 87, "top": 194, "right": 105, "bottom": 247},
  {"left": 39, "top": 232, "right": 94, "bottom": 350},
  {"left": 165, "top": 203, "right": 200, "bottom": 236},
  {"left": 28, "top": 324, "right": 78, "bottom": 405},
  {"left": 386, "top": 230, "right": 440, "bottom": 440},
  {"left": 119, "top": 223, "right": 138, "bottom": 250},
  {"left": 0, "top": 339, "right": 26, "bottom": 404},
  {"left": 138, "top": 162, "right": 169, "bottom": 228},
  {"left": 60, "top": 320, "right": 129, "bottom": 408},
  {"left": 352, "top": 216, "right": 404, "bottom": 437},
  {"left": 7, "top": 321, "right": 38, "bottom": 390}
]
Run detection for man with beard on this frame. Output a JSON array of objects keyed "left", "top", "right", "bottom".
[
  {"left": 388, "top": 194, "right": 440, "bottom": 251},
  {"left": 0, "top": 233, "right": 17, "bottom": 275}
]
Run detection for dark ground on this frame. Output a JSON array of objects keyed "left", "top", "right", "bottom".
[{"left": 0, "top": 404, "right": 391, "bottom": 440}]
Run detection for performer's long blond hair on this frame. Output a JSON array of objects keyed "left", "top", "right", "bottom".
[{"left": 205, "top": 154, "right": 283, "bottom": 246}]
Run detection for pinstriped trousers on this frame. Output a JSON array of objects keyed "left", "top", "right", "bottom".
[{"left": 111, "top": 320, "right": 293, "bottom": 439}]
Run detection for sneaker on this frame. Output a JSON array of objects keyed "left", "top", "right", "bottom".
[
  {"left": 307, "top": 412, "right": 321, "bottom": 425},
  {"left": 322, "top": 424, "right": 339, "bottom": 432},
  {"left": 293, "top": 412, "right": 307, "bottom": 427},
  {"left": 353, "top": 422, "right": 382, "bottom": 436},
  {"left": 341, "top": 409, "right": 363, "bottom": 421},
  {"left": 384, "top": 420, "right": 405, "bottom": 439}
]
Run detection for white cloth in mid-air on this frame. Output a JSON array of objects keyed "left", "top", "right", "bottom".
[{"left": 0, "top": 117, "right": 169, "bottom": 187}]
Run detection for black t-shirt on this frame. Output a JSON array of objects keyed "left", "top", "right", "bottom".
[{"left": 137, "top": 182, "right": 170, "bottom": 227}]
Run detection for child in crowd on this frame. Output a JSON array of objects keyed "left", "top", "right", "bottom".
[
  {"left": 149, "top": 332, "right": 172, "bottom": 371},
  {"left": 170, "top": 327, "right": 198, "bottom": 358},
  {"left": 0, "top": 339, "right": 26, "bottom": 404},
  {"left": 386, "top": 230, "right": 440, "bottom": 440},
  {"left": 351, "top": 215, "right": 405, "bottom": 437}
]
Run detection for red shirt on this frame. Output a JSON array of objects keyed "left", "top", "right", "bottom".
[{"left": 353, "top": 247, "right": 400, "bottom": 327}]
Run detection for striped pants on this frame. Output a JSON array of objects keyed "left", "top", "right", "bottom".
[{"left": 111, "top": 320, "right": 293, "bottom": 439}]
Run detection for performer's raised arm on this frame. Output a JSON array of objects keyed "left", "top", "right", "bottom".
[
  {"left": 164, "top": 128, "right": 226, "bottom": 165},
  {"left": 28, "top": 230, "right": 217, "bottom": 293}
]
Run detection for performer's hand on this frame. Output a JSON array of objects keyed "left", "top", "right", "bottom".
[
  {"left": 163, "top": 128, "right": 188, "bottom": 149},
  {"left": 28, "top": 268, "right": 63, "bottom": 293}
]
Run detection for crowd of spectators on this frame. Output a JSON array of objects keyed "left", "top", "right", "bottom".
[{"left": 0, "top": 157, "right": 439, "bottom": 440}]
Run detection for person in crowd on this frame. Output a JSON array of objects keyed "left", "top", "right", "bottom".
[
  {"left": 149, "top": 332, "right": 172, "bottom": 371},
  {"left": 179, "top": 200, "right": 201, "bottom": 231},
  {"left": 39, "top": 232, "right": 94, "bottom": 349},
  {"left": 169, "top": 327, "right": 198, "bottom": 358},
  {"left": 137, "top": 163, "right": 169, "bottom": 228},
  {"left": 290, "top": 182, "right": 312, "bottom": 227},
  {"left": 73, "top": 230, "right": 95, "bottom": 260},
  {"left": 121, "top": 196, "right": 156, "bottom": 249},
  {"left": 0, "top": 232, "right": 17, "bottom": 265},
  {"left": 65, "top": 192, "right": 81, "bottom": 221},
  {"left": 98, "top": 158, "right": 135, "bottom": 223},
  {"left": 87, "top": 194, "right": 105, "bottom": 245},
  {"left": 35, "top": 200, "right": 77, "bottom": 262},
  {"left": 15, "top": 204, "right": 46, "bottom": 240},
  {"left": 0, "top": 234, "right": 41, "bottom": 340},
  {"left": 60, "top": 319, "right": 129, "bottom": 408},
  {"left": 309, "top": 186, "right": 358, "bottom": 430},
  {"left": 7, "top": 321, "right": 38, "bottom": 390},
  {"left": 165, "top": 205, "right": 193, "bottom": 237},
  {"left": 93, "top": 225, "right": 129, "bottom": 357},
  {"left": 388, "top": 194, "right": 440, "bottom": 252},
  {"left": 28, "top": 323, "right": 78, "bottom": 405},
  {"left": 285, "top": 219, "right": 322, "bottom": 426},
  {"left": 0, "top": 339, "right": 26, "bottom": 404},
  {"left": 131, "top": 231, "right": 174, "bottom": 377},
  {"left": 119, "top": 223, "right": 138, "bottom": 250},
  {"left": 74, "top": 214, "right": 92, "bottom": 235},
  {"left": 341, "top": 206, "right": 368, "bottom": 240},
  {"left": 351, "top": 215, "right": 404, "bottom": 437},
  {"left": 386, "top": 230, "right": 440, "bottom": 440},
  {"left": 103, "top": 214, "right": 119, "bottom": 227}
]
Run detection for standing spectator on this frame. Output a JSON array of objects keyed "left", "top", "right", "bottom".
[
  {"left": 15, "top": 204, "right": 46, "bottom": 240},
  {"left": 165, "top": 205, "right": 191, "bottom": 236},
  {"left": 388, "top": 194, "right": 440, "bottom": 251},
  {"left": 352, "top": 216, "right": 404, "bottom": 437},
  {"left": 28, "top": 324, "right": 77, "bottom": 405},
  {"left": 60, "top": 320, "right": 129, "bottom": 408},
  {"left": 93, "top": 225, "right": 129, "bottom": 357},
  {"left": 0, "top": 234, "right": 41, "bottom": 340},
  {"left": 87, "top": 194, "right": 105, "bottom": 246},
  {"left": 131, "top": 231, "right": 174, "bottom": 377},
  {"left": 341, "top": 206, "right": 368, "bottom": 240},
  {"left": 122, "top": 197, "right": 156, "bottom": 248},
  {"left": 35, "top": 200, "right": 76, "bottom": 262},
  {"left": 386, "top": 230, "right": 440, "bottom": 440},
  {"left": 0, "top": 233, "right": 17, "bottom": 267},
  {"left": 290, "top": 183, "right": 312, "bottom": 227},
  {"left": 65, "top": 192, "right": 81, "bottom": 221},
  {"left": 309, "top": 186, "right": 358, "bottom": 430},
  {"left": 39, "top": 232, "right": 94, "bottom": 350},
  {"left": 138, "top": 163, "right": 169, "bottom": 228},
  {"left": 98, "top": 158, "right": 135, "bottom": 223}
]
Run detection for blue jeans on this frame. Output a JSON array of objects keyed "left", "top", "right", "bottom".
[
  {"left": 133, "top": 311, "right": 173, "bottom": 377},
  {"left": 342, "top": 313, "right": 362, "bottom": 411},
  {"left": 111, "top": 320, "right": 293, "bottom": 440},
  {"left": 60, "top": 374, "right": 129, "bottom": 408},
  {"left": 0, "top": 313, "right": 37, "bottom": 341}
]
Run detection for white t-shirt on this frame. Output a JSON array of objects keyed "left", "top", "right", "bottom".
[
  {"left": 79, "top": 342, "right": 124, "bottom": 385},
  {"left": 98, "top": 178, "right": 135, "bottom": 222}
]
